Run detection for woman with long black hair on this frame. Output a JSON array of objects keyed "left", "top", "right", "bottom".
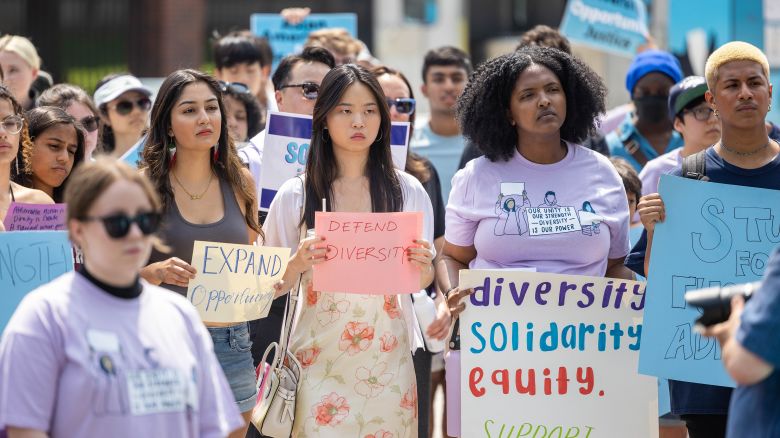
[{"left": 263, "top": 64, "right": 435, "bottom": 437}]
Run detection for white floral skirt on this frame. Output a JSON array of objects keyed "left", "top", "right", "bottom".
[{"left": 290, "top": 280, "right": 418, "bottom": 438}]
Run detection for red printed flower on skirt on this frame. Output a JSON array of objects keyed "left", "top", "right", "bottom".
[
  {"left": 306, "top": 283, "right": 319, "bottom": 306},
  {"left": 354, "top": 362, "right": 393, "bottom": 398},
  {"left": 364, "top": 430, "right": 394, "bottom": 438},
  {"left": 312, "top": 392, "right": 350, "bottom": 426},
  {"left": 295, "top": 344, "right": 321, "bottom": 368},
  {"left": 400, "top": 384, "right": 418, "bottom": 418},
  {"left": 339, "top": 321, "right": 375, "bottom": 356},
  {"left": 379, "top": 332, "right": 398, "bottom": 352},
  {"left": 383, "top": 296, "right": 401, "bottom": 319}
]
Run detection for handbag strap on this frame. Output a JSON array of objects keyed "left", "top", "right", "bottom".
[{"left": 274, "top": 176, "right": 307, "bottom": 367}]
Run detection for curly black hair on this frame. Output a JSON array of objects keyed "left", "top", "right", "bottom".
[{"left": 456, "top": 46, "right": 606, "bottom": 162}]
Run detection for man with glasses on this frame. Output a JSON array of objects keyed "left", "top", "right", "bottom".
[
  {"left": 239, "top": 46, "right": 334, "bottom": 218},
  {"left": 638, "top": 76, "right": 721, "bottom": 195}
]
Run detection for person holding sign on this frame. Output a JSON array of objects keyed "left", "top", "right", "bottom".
[
  {"left": 13, "top": 106, "right": 85, "bottom": 203},
  {"left": 140, "top": 69, "right": 262, "bottom": 437},
  {"left": 629, "top": 41, "right": 780, "bottom": 438},
  {"left": 0, "top": 85, "right": 52, "bottom": 223},
  {"left": 262, "top": 64, "right": 436, "bottom": 437},
  {"left": 0, "top": 158, "right": 243, "bottom": 437}
]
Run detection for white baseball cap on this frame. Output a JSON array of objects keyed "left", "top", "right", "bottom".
[{"left": 93, "top": 75, "right": 152, "bottom": 107}]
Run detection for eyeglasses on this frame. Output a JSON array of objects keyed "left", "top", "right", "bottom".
[
  {"left": 218, "top": 81, "right": 251, "bottom": 95},
  {"left": 279, "top": 82, "right": 320, "bottom": 100},
  {"left": 386, "top": 98, "right": 416, "bottom": 115},
  {"left": 110, "top": 97, "right": 152, "bottom": 116},
  {"left": 81, "top": 212, "right": 162, "bottom": 238},
  {"left": 0, "top": 115, "right": 23, "bottom": 135},
  {"left": 79, "top": 115, "right": 99, "bottom": 133},
  {"left": 684, "top": 107, "right": 717, "bottom": 122}
]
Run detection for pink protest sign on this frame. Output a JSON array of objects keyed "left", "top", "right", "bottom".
[
  {"left": 3, "top": 202, "right": 67, "bottom": 231},
  {"left": 313, "top": 211, "right": 422, "bottom": 294}
]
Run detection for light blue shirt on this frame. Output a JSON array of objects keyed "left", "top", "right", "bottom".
[
  {"left": 605, "top": 113, "right": 682, "bottom": 171},
  {"left": 410, "top": 121, "right": 466, "bottom": 202}
]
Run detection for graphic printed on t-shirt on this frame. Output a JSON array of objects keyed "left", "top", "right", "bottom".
[{"left": 494, "top": 182, "right": 604, "bottom": 237}]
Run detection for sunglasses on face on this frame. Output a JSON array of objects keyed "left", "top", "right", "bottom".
[
  {"left": 0, "top": 115, "right": 23, "bottom": 135},
  {"left": 279, "top": 82, "right": 320, "bottom": 100},
  {"left": 81, "top": 211, "right": 162, "bottom": 239},
  {"left": 111, "top": 97, "right": 152, "bottom": 116},
  {"left": 218, "top": 80, "right": 251, "bottom": 95},
  {"left": 79, "top": 115, "right": 99, "bottom": 133},
  {"left": 684, "top": 107, "right": 717, "bottom": 122},
  {"left": 386, "top": 98, "right": 416, "bottom": 115}
]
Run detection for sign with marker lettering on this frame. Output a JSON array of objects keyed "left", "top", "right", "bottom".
[
  {"left": 0, "top": 231, "right": 74, "bottom": 333},
  {"left": 639, "top": 175, "right": 780, "bottom": 387},
  {"left": 460, "top": 270, "right": 657, "bottom": 438},
  {"left": 259, "top": 112, "right": 411, "bottom": 212},
  {"left": 3, "top": 202, "right": 66, "bottom": 231},
  {"left": 560, "top": 0, "right": 649, "bottom": 57},
  {"left": 186, "top": 241, "right": 290, "bottom": 323},
  {"left": 250, "top": 13, "right": 357, "bottom": 70},
  {"left": 313, "top": 211, "right": 422, "bottom": 294}
]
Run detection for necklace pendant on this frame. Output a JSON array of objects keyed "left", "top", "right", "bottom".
[{"left": 191, "top": 194, "right": 201, "bottom": 200}]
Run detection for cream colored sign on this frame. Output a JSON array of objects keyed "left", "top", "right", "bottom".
[{"left": 187, "top": 241, "right": 290, "bottom": 323}]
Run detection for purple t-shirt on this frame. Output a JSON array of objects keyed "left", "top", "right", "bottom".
[
  {"left": 0, "top": 272, "right": 243, "bottom": 437},
  {"left": 445, "top": 142, "right": 630, "bottom": 276},
  {"left": 639, "top": 149, "right": 682, "bottom": 195}
]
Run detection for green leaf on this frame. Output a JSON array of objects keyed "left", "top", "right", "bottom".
[
  {"left": 390, "top": 384, "right": 401, "bottom": 394},
  {"left": 325, "top": 360, "right": 333, "bottom": 374},
  {"left": 356, "top": 412, "right": 365, "bottom": 426},
  {"left": 333, "top": 375, "right": 345, "bottom": 384},
  {"left": 353, "top": 305, "right": 366, "bottom": 318},
  {"left": 369, "top": 416, "right": 384, "bottom": 424}
]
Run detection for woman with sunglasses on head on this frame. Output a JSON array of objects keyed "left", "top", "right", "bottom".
[
  {"left": 372, "top": 65, "right": 451, "bottom": 438},
  {"left": 219, "top": 81, "right": 263, "bottom": 145},
  {"left": 13, "top": 106, "right": 85, "bottom": 203},
  {"left": 263, "top": 64, "right": 435, "bottom": 437},
  {"left": 38, "top": 84, "right": 101, "bottom": 160},
  {"left": 0, "top": 158, "right": 244, "bottom": 438},
  {"left": 0, "top": 85, "right": 53, "bottom": 224},
  {"left": 93, "top": 73, "right": 152, "bottom": 158},
  {"left": 140, "top": 69, "right": 262, "bottom": 438}
]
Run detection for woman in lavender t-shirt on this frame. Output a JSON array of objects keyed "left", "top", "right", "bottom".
[
  {"left": 0, "top": 159, "right": 243, "bottom": 438},
  {"left": 439, "top": 47, "right": 634, "bottom": 315}
]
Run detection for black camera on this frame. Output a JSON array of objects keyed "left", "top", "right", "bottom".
[{"left": 684, "top": 281, "right": 760, "bottom": 327}]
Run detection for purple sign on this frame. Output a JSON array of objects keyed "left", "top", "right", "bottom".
[{"left": 3, "top": 202, "right": 67, "bottom": 231}]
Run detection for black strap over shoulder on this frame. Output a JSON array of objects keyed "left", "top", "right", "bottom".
[{"left": 681, "top": 150, "right": 709, "bottom": 181}]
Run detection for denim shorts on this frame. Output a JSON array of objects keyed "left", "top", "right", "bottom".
[{"left": 208, "top": 322, "right": 257, "bottom": 413}]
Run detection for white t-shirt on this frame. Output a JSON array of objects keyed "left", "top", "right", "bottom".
[{"left": 639, "top": 149, "right": 683, "bottom": 195}]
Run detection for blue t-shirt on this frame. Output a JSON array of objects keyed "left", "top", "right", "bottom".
[
  {"left": 605, "top": 113, "right": 683, "bottom": 171},
  {"left": 410, "top": 121, "right": 466, "bottom": 203},
  {"left": 728, "top": 246, "right": 780, "bottom": 436},
  {"left": 625, "top": 146, "right": 780, "bottom": 415}
]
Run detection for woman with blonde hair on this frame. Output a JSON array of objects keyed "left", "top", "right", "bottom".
[{"left": 0, "top": 35, "right": 41, "bottom": 110}]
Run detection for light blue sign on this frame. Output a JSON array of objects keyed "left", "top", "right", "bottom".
[
  {"left": 250, "top": 13, "right": 358, "bottom": 70},
  {"left": 119, "top": 135, "right": 146, "bottom": 169},
  {"left": 639, "top": 175, "right": 780, "bottom": 387},
  {"left": 559, "top": 0, "right": 649, "bottom": 57},
  {"left": 0, "top": 231, "right": 74, "bottom": 334}
]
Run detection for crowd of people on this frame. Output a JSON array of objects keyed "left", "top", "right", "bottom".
[{"left": 0, "top": 9, "right": 778, "bottom": 438}]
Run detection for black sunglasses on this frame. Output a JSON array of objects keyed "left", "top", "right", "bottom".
[
  {"left": 218, "top": 81, "right": 251, "bottom": 95},
  {"left": 386, "top": 98, "right": 416, "bottom": 115},
  {"left": 79, "top": 115, "right": 99, "bottom": 133},
  {"left": 111, "top": 98, "right": 152, "bottom": 116},
  {"left": 82, "top": 212, "right": 162, "bottom": 238},
  {"left": 279, "top": 82, "right": 320, "bottom": 100}
]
